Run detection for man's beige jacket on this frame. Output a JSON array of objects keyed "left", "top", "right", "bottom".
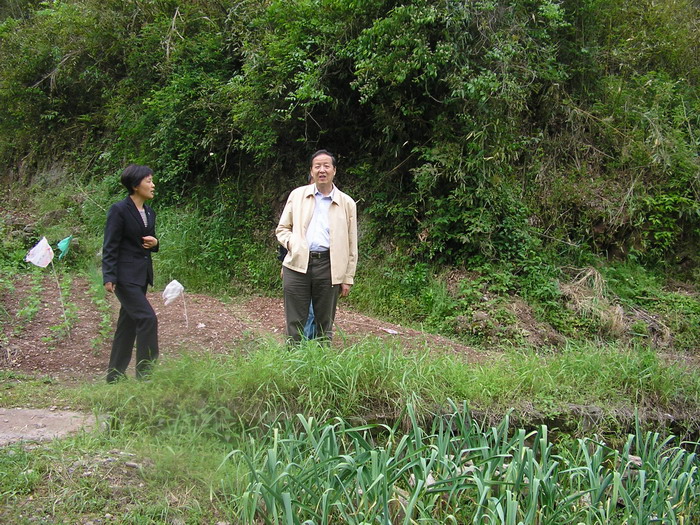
[{"left": 276, "top": 184, "right": 358, "bottom": 285}]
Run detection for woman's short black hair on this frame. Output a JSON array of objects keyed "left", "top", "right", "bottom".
[
  {"left": 309, "top": 149, "right": 337, "bottom": 168},
  {"left": 120, "top": 164, "right": 153, "bottom": 195}
]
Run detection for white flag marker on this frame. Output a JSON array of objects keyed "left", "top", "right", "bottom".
[{"left": 25, "top": 237, "right": 54, "bottom": 268}]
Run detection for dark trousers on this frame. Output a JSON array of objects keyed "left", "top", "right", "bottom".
[
  {"left": 107, "top": 282, "right": 159, "bottom": 383},
  {"left": 283, "top": 254, "right": 339, "bottom": 343}
]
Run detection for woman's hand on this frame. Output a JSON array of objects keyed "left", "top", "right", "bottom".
[
  {"left": 142, "top": 236, "right": 158, "bottom": 249},
  {"left": 104, "top": 282, "right": 115, "bottom": 293}
]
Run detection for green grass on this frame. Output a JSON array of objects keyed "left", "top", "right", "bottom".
[
  {"left": 153, "top": 204, "right": 283, "bottom": 294},
  {"left": 482, "top": 342, "right": 699, "bottom": 408},
  {"left": 602, "top": 261, "right": 700, "bottom": 351},
  {"left": 1, "top": 338, "right": 699, "bottom": 523},
  {"left": 84, "top": 267, "right": 114, "bottom": 352},
  {"left": 6, "top": 172, "right": 700, "bottom": 351},
  {"left": 12, "top": 271, "right": 43, "bottom": 337},
  {"left": 75, "top": 337, "right": 700, "bottom": 442},
  {"left": 0, "top": 371, "right": 83, "bottom": 408}
]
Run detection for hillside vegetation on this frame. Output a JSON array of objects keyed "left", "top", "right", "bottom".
[
  {"left": 1, "top": 0, "right": 699, "bottom": 351},
  {"left": 2, "top": 2, "right": 700, "bottom": 522}
]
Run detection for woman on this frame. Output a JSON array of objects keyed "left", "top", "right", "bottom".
[{"left": 102, "top": 164, "right": 160, "bottom": 383}]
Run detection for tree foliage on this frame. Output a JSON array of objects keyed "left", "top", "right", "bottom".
[{"left": 0, "top": 0, "right": 698, "bottom": 268}]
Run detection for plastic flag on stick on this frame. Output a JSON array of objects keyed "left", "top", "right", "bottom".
[
  {"left": 163, "top": 279, "right": 184, "bottom": 305},
  {"left": 25, "top": 237, "right": 54, "bottom": 268},
  {"left": 57, "top": 235, "right": 73, "bottom": 260},
  {"left": 24, "top": 236, "right": 71, "bottom": 339},
  {"left": 163, "top": 279, "right": 188, "bottom": 328}
]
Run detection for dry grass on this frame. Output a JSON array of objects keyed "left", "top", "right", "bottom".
[{"left": 560, "top": 267, "right": 627, "bottom": 337}]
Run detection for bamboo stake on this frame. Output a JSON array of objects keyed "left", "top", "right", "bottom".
[{"left": 49, "top": 259, "right": 71, "bottom": 341}]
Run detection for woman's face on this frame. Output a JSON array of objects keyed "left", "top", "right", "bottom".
[{"left": 133, "top": 175, "right": 155, "bottom": 201}]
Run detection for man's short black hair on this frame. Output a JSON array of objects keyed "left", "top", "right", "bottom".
[
  {"left": 120, "top": 164, "right": 153, "bottom": 195},
  {"left": 309, "top": 149, "right": 337, "bottom": 168}
]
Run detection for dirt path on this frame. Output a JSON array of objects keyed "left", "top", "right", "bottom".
[
  {"left": 1, "top": 275, "right": 484, "bottom": 445},
  {"left": 0, "top": 407, "right": 96, "bottom": 446}
]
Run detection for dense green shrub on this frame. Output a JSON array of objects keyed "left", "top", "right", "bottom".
[{"left": 1, "top": 0, "right": 698, "bottom": 312}]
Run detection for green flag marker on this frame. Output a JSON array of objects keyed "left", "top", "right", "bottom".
[{"left": 57, "top": 235, "right": 72, "bottom": 260}]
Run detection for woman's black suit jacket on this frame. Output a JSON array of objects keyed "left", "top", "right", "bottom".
[{"left": 102, "top": 197, "right": 159, "bottom": 287}]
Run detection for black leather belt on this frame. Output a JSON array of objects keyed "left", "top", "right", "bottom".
[{"left": 309, "top": 251, "right": 330, "bottom": 259}]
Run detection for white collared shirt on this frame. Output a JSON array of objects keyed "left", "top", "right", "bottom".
[{"left": 306, "top": 185, "right": 334, "bottom": 252}]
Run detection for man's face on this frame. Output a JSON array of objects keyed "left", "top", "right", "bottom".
[{"left": 310, "top": 154, "right": 336, "bottom": 187}]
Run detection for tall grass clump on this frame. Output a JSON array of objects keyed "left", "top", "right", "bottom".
[
  {"left": 350, "top": 254, "right": 456, "bottom": 330},
  {"left": 83, "top": 338, "right": 700, "bottom": 444},
  {"left": 153, "top": 201, "right": 282, "bottom": 294},
  {"left": 153, "top": 205, "right": 235, "bottom": 291},
  {"left": 441, "top": 341, "right": 700, "bottom": 426},
  {"left": 222, "top": 402, "right": 700, "bottom": 524},
  {"left": 84, "top": 338, "right": 453, "bottom": 439}
]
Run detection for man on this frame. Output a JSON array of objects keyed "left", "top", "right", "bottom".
[{"left": 276, "top": 149, "right": 358, "bottom": 343}]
